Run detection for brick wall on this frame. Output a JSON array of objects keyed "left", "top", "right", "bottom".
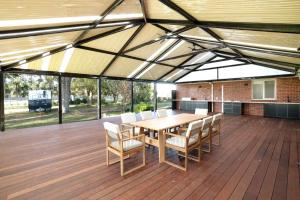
[{"left": 176, "top": 77, "right": 300, "bottom": 116}]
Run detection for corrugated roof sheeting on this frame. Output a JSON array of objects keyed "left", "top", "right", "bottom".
[
  {"left": 82, "top": 26, "right": 139, "bottom": 52},
  {"left": 172, "top": 0, "right": 300, "bottom": 23}
]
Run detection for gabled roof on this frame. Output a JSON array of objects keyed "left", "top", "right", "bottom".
[{"left": 0, "top": 0, "right": 299, "bottom": 83}]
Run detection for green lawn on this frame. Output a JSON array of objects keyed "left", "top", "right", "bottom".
[
  {"left": 5, "top": 101, "right": 172, "bottom": 130},
  {"left": 5, "top": 105, "right": 98, "bottom": 129}
]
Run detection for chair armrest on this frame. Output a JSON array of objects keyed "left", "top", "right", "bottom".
[
  {"left": 120, "top": 123, "right": 134, "bottom": 131},
  {"left": 120, "top": 130, "right": 131, "bottom": 138},
  {"left": 122, "top": 134, "right": 145, "bottom": 142}
]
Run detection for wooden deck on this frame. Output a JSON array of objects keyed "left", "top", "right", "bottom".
[{"left": 0, "top": 114, "right": 299, "bottom": 200}]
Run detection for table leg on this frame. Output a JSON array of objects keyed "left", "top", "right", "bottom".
[{"left": 158, "top": 130, "right": 165, "bottom": 163}]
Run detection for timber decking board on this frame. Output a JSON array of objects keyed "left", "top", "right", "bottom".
[{"left": 0, "top": 114, "right": 299, "bottom": 200}]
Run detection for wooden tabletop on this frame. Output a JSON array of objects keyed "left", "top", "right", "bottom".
[{"left": 130, "top": 113, "right": 206, "bottom": 131}]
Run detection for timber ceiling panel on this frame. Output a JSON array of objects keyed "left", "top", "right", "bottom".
[
  {"left": 104, "top": 57, "right": 144, "bottom": 78},
  {"left": 144, "top": 0, "right": 186, "bottom": 20},
  {"left": 180, "top": 28, "right": 218, "bottom": 41},
  {"left": 211, "top": 28, "right": 300, "bottom": 51},
  {"left": 172, "top": 0, "right": 300, "bottom": 23},
  {"left": 240, "top": 49, "right": 300, "bottom": 65},
  {"left": 80, "top": 27, "right": 122, "bottom": 41},
  {"left": 82, "top": 26, "right": 139, "bottom": 52},
  {"left": 65, "top": 49, "right": 114, "bottom": 75},
  {"left": 125, "top": 39, "right": 173, "bottom": 59},
  {"left": 158, "top": 24, "right": 186, "bottom": 32},
  {"left": 104, "top": 0, "right": 143, "bottom": 22},
  {"left": 124, "top": 24, "right": 166, "bottom": 51},
  {"left": 0, "top": 0, "right": 113, "bottom": 30},
  {"left": 163, "top": 69, "right": 189, "bottom": 82},
  {"left": 160, "top": 55, "right": 192, "bottom": 66},
  {"left": 0, "top": 31, "right": 81, "bottom": 61},
  {"left": 139, "top": 64, "right": 173, "bottom": 80}
]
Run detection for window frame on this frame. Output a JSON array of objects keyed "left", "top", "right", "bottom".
[{"left": 251, "top": 79, "right": 276, "bottom": 100}]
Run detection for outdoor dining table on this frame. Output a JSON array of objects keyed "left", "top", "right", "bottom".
[{"left": 129, "top": 113, "right": 207, "bottom": 163}]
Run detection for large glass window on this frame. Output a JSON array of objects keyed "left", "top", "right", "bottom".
[
  {"left": 133, "top": 82, "right": 154, "bottom": 113},
  {"left": 101, "top": 79, "right": 132, "bottom": 117},
  {"left": 62, "top": 77, "right": 98, "bottom": 123},
  {"left": 157, "top": 83, "right": 176, "bottom": 109},
  {"left": 4, "top": 73, "right": 59, "bottom": 129},
  {"left": 252, "top": 79, "right": 276, "bottom": 100}
]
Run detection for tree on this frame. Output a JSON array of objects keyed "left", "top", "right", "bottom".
[
  {"left": 133, "top": 82, "right": 152, "bottom": 103},
  {"left": 61, "top": 77, "right": 71, "bottom": 113},
  {"left": 71, "top": 78, "right": 97, "bottom": 105}
]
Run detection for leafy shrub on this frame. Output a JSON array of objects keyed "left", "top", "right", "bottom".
[{"left": 134, "top": 102, "right": 154, "bottom": 112}]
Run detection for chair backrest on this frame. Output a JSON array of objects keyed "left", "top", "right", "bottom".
[
  {"left": 202, "top": 116, "right": 213, "bottom": 132},
  {"left": 212, "top": 113, "right": 222, "bottom": 127},
  {"left": 166, "top": 109, "right": 173, "bottom": 116},
  {"left": 156, "top": 109, "right": 168, "bottom": 118},
  {"left": 186, "top": 120, "right": 203, "bottom": 139},
  {"left": 121, "top": 112, "right": 137, "bottom": 124},
  {"left": 195, "top": 108, "right": 208, "bottom": 116},
  {"left": 140, "top": 111, "right": 153, "bottom": 120},
  {"left": 103, "top": 122, "right": 121, "bottom": 142}
]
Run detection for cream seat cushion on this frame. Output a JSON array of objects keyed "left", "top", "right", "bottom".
[
  {"left": 166, "top": 135, "right": 198, "bottom": 148},
  {"left": 111, "top": 139, "right": 143, "bottom": 151}
]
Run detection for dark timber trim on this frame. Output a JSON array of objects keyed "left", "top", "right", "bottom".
[
  {"left": 100, "top": 24, "right": 145, "bottom": 76},
  {"left": 183, "top": 36, "right": 300, "bottom": 58},
  {"left": 58, "top": 75, "right": 63, "bottom": 124},
  {"left": 98, "top": 78, "right": 102, "bottom": 119},
  {"left": 154, "top": 82, "right": 158, "bottom": 111},
  {"left": 5, "top": 68, "right": 172, "bottom": 83},
  {"left": 0, "top": 72, "right": 5, "bottom": 131},
  {"left": 131, "top": 81, "right": 134, "bottom": 112},
  {"left": 139, "top": 0, "right": 147, "bottom": 23},
  {"left": 76, "top": 46, "right": 181, "bottom": 69},
  {"left": 123, "top": 26, "right": 193, "bottom": 53}
]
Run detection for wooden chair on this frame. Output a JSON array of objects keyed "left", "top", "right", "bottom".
[
  {"left": 200, "top": 116, "right": 213, "bottom": 152},
  {"left": 156, "top": 109, "right": 168, "bottom": 118},
  {"left": 195, "top": 108, "right": 208, "bottom": 116},
  {"left": 103, "top": 122, "right": 146, "bottom": 176},
  {"left": 120, "top": 112, "right": 140, "bottom": 136},
  {"left": 163, "top": 120, "right": 203, "bottom": 171},
  {"left": 211, "top": 113, "right": 223, "bottom": 145},
  {"left": 140, "top": 111, "right": 156, "bottom": 138}
]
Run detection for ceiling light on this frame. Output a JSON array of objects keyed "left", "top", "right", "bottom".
[{"left": 165, "top": 70, "right": 184, "bottom": 81}]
